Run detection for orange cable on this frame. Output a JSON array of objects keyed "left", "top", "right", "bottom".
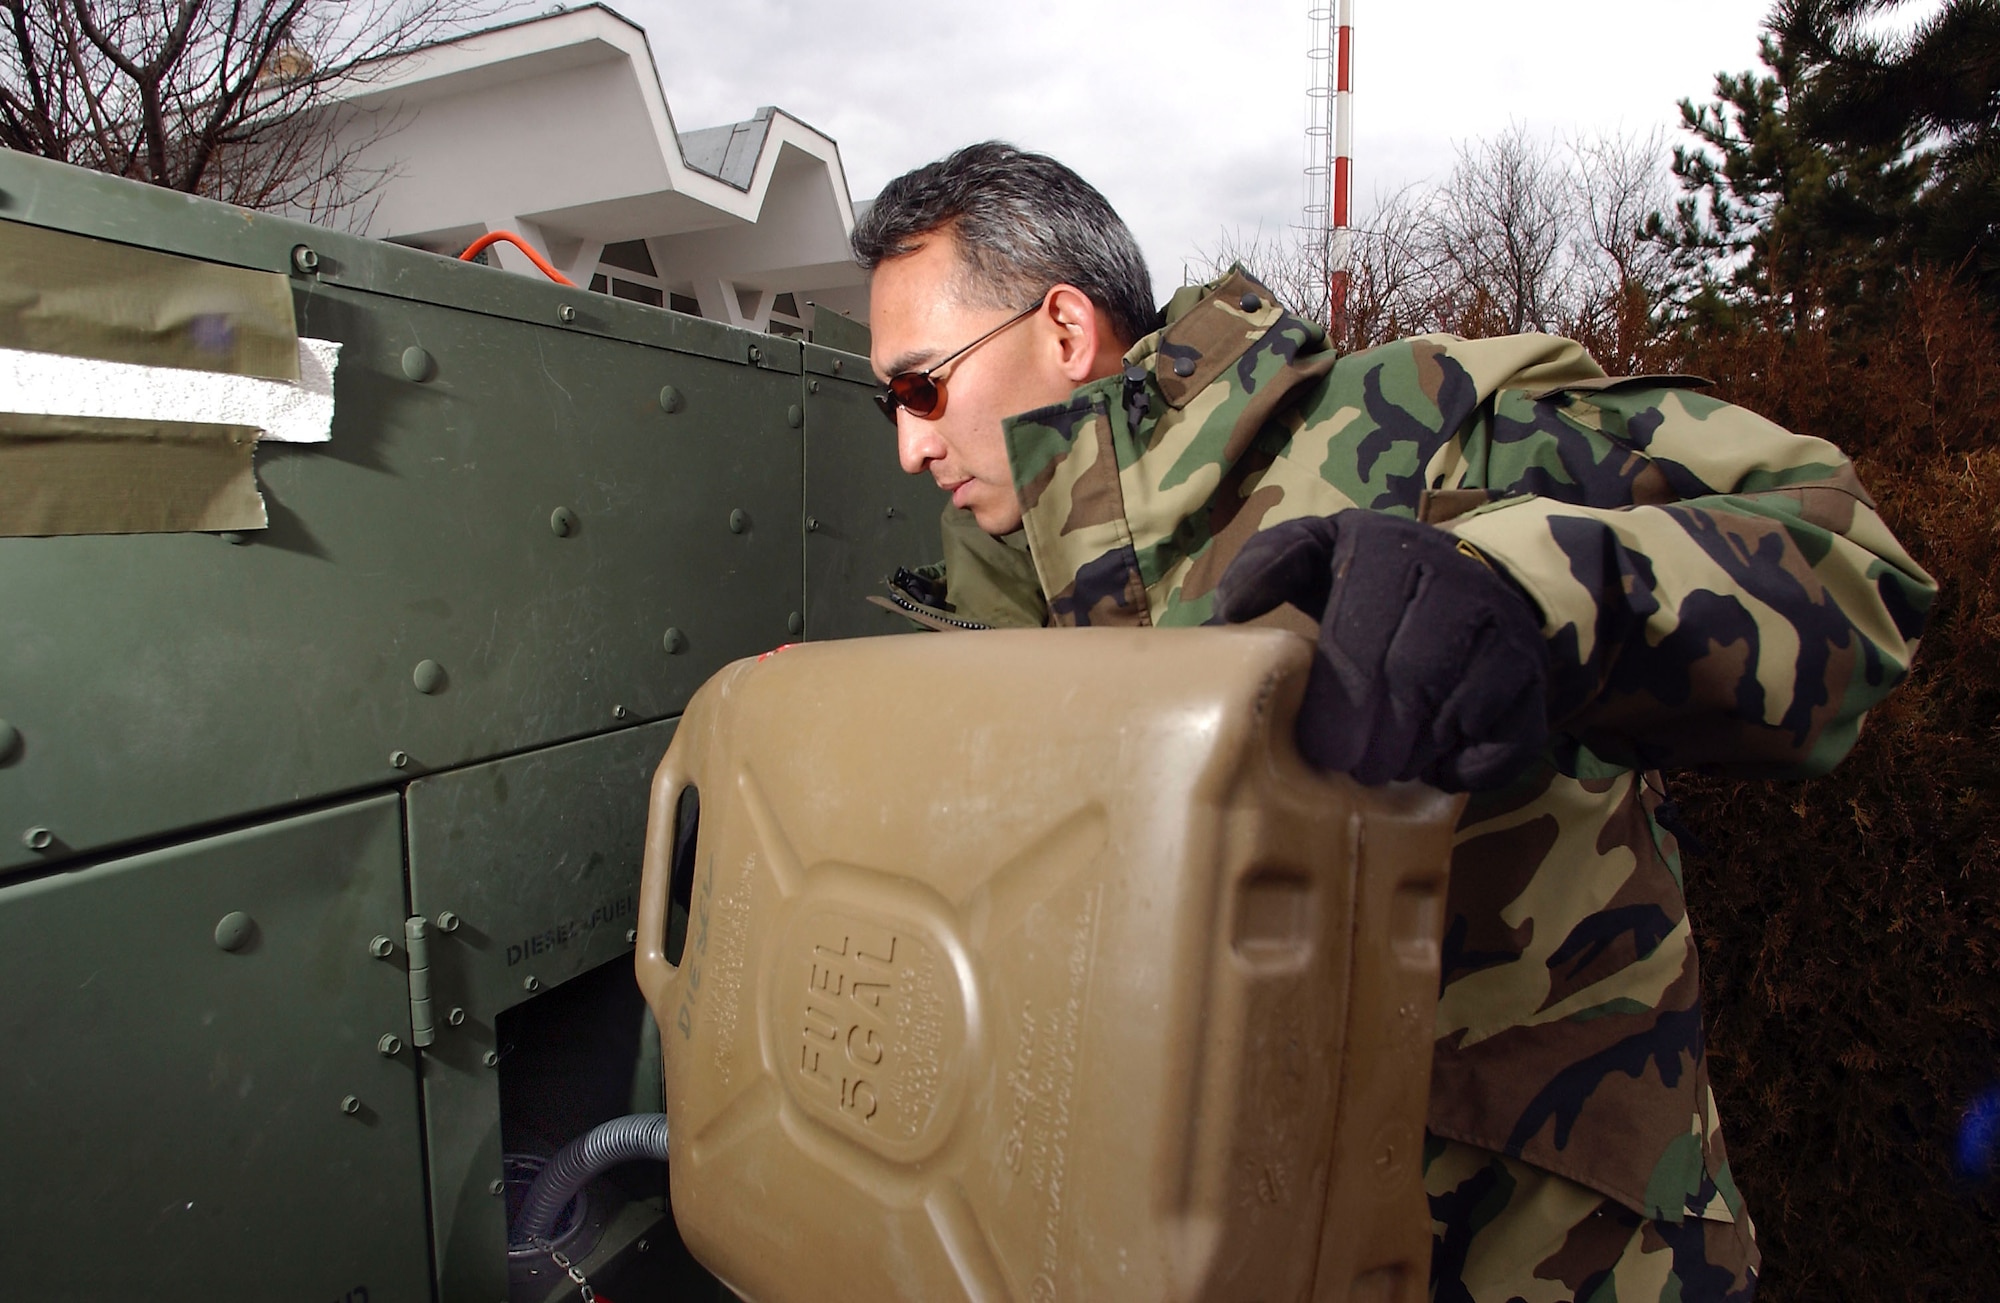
[{"left": 457, "top": 231, "right": 578, "bottom": 287}]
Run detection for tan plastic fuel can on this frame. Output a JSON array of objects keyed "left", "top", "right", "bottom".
[{"left": 635, "top": 627, "right": 1460, "bottom": 1302}]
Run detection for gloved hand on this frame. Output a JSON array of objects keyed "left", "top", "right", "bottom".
[{"left": 1216, "top": 510, "right": 1549, "bottom": 792}]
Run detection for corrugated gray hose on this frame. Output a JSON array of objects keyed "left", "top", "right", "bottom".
[{"left": 514, "top": 1112, "right": 671, "bottom": 1244}]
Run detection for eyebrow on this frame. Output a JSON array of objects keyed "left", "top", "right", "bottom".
[{"left": 878, "top": 345, "right": 940, "bottom": 380}]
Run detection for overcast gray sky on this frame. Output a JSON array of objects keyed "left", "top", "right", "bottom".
[{"left": 617, "top": 1, "right": 1785, "bottom": 301}]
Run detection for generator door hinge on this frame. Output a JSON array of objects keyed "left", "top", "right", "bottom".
[{"left": 404, "top": 915, "right": 435, "bottom": 1048}]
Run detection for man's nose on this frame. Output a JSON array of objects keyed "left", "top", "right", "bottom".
[{"left": 897, "top": 412, "right": 944, "bottom": 475}]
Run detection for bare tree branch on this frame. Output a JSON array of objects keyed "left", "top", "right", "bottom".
[
  {"left": 1184, "top": 124, "right": 1678, "bottom": 363},
  {"left": 2, "top": 0, "right": 496, "bottom": 216},
  {"left": 0, "top": 0, "right": 58, "bottom": 155}
]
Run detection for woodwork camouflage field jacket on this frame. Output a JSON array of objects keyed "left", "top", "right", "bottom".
[{"left": 934, "top": 268, "right": 1935, "bottom": 1226}]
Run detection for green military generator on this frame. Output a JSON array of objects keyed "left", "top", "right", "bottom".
[{"left": 0, "top": 149, "right": 940, "bottom": 1302}]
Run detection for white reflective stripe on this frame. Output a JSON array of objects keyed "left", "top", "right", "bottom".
[{"left": 0, "top": 337, "right": 339, "bottom": 444}]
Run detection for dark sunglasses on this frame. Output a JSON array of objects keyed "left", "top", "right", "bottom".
[{"left": 873, "top": 298, "right": 1044, "bottom": 423}]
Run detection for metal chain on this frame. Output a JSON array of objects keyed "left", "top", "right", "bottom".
[{"left": 530, "top": 1235, "right": 603, "bottom": 1303}]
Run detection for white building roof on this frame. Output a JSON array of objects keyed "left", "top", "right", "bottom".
[{"left": 328, "top": 4, "right": 870, "bottom": 331}]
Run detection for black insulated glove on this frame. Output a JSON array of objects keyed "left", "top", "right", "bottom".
[{"left": 1216, "top": 511, "right": 1550, "bottom": 792}]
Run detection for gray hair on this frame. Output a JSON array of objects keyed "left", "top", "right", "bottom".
[{"left": 852, "top": 142, "right": 1157, "bottom": 346}]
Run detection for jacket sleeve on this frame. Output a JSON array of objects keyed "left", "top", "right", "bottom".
[{"left": 1440, "top": 379, "right": 1936, "bottom": 778}]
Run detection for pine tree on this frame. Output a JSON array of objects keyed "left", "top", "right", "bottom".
[
  {"left": 1780, "top": 0, "right": 2000, "bottom": 300},
  {"left": 1648, "top": 23, "right": 1928, "bottom": 331},
  {"left": 1651, "top": 0, "right": 1999, "bottom": 326}
]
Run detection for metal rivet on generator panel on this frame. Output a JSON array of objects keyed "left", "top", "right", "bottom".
[
  {"left": 885, "top": 507, "right": 898, "bottom": 519},
  {"left": 340, "top": 1095, "right": 361, "bottom": 1115},
  {"left": 291, "top": 245, "right": 319, "bottom": 275},
  {"left": 436, "top": 910, "right": 461, "bottom": 933},
  {"left": 748, "top": 345, "right": 762, "bottom": 364},
  {"left": 21, "top": 827, "right": 52, "bottom": 851},
  {"left": 412, "top": 659, "right": 445, "bottom": 694},
  {"left": 808, "top": 379, "right": 820, "bottom": 394},
  {"left": 377, "top": 1034, "right": 403, "bottom": 1057},
  {"left": 662, "top": 628, "right": 688, "bottom": 655},
  {"left": 1172, "top": 356, "right": 1196, "bottom": 378},
  {"left": 787, "top": 611, "right": 804, "bottom": 636},
  {"left": 523, "top": 975, "right": 541, "bottom": 993},
  {"left": 488, "top": 1180, "right": 505, "bottom": 1196},
  {"left": 400, "top": 346, "right": 433, "bottom": 382},
  {"left": 369, "top": 935, "right": 395, "bottom": 959},
  {"left": 728, "top": 509, "right": 747, "bottom": 534},
  {"left": 625, "top": 929, "right": 637, "bottom": 945},
  {"left": 550, "top": 506, "right": 577, "bottom": 538},
  {"left": 389, "top": 750, "right": 410, "bottom": 769},
  {"left": 806, "top": 517, "right": 819, "bottom": 532},
  {"left": 0, "top": 719, "right": 20, "bottom": 764},
  {"left": 448, "top": 1007, "right": 466, "bottom": 1026},
  {"left": 557, "top": 304, "right": 577, "bottom": 324},
  {"left": 482, "top": 1051, "right": 500, "bottom": 1068},
  {"left": 213, "top": 912, "right": 255, "bottom": 952},
  {"left": 786, "top": 404, "right": 803, "bottom": 428},
  {"left": 658, "top": 384, "right": 683, "bottom": 413},
  {"left": 613, "top": 704, "right": 629, "bottom": 719},
  {"left": 1239, "top": 291, "right": 1263, "bottom": 313}
]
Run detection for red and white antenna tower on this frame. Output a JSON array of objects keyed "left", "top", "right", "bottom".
[{"left": 1303, "top": 0, "right": 1354, "bottom": 333}]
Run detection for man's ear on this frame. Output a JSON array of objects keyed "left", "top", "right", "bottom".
[{"left": 1043, "top": 283, "right": 1117, "bottom": 384}]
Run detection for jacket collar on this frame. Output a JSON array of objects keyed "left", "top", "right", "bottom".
[{"left": 998, "top": 267, "right": 1338, "bottom": 625}]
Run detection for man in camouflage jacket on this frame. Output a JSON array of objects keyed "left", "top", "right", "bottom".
[{"left": 857, "top": 143, "right": 1935, "bottom": 1301}]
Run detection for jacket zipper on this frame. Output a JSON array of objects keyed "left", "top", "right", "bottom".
[{"left": 883, "top": 586, "right": 992, "bottom": 631}]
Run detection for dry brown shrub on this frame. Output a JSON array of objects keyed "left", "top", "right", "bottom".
[{"left": 1665, "top": 271, "right": 2000, "bottom": 1299}]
